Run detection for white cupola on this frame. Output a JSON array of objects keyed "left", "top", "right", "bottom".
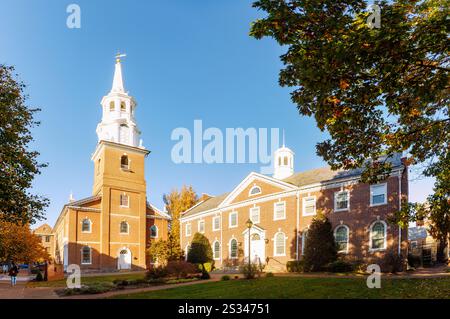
[
  {"left": 272, "top": 133, "right": 294, "bottom": 180},
  {"left": 96, "top": 53, "right": 143, "bottom": 148}
]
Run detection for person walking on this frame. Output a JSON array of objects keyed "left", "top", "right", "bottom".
[{"left": 8, "top": 262, "right": 19, "bottom": 287}]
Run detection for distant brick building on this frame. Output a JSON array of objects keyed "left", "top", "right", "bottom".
[
  {"left": 33, "top": 223, "right": 54, "bottom": 257},
  {"left": 180, "top": 146, "right": 409, "bottom": 272}
]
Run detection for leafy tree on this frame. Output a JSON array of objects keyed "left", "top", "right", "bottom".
[
  {"left": 250, "top": 0, "right": 448, "bottom": 254},
  {"left": 0, "top": 220, "right": 50, "bottom": 263},
  {"left": 163, "top": 186, "right": 198, "bottom": 260},
  {"left": 0, "top": 64, "right": 49, "bottom": 224},
  {"left": 303, "top": 215, "right": 337, "bottom": 271},
  {"left": 147, "top": 239, "right": 170, "bottom": 265},
  {"left": 187, "top": 232, "right": 213, "bottom": 275}
]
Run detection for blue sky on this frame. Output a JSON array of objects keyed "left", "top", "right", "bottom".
[{"left": 0, "top": 0, "right": 434, "bottom": 227}]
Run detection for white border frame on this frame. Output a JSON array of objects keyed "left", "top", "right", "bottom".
[
  {"left": 212, "top": 240, "right": 221, "bottom": 260},
  {"left": 370, "top": 183, "right": 387, "bottom": 207},
  {"left": 150, "top": 225, "right": 158, "bottom": 238},
  {"left": 273, "top": 201, "right": 286, "bottom": 221},
  {"left": 302, "top": 196, "right": 316, "bottom": 216},
  {"left": 273, "top": 231, "right": 287, "bottom": 257},
  {"left": 369, "top": 220, "right": 387, "bottom": 252},
  {"left": 212, "top": 216, "right": 221, "bottom": 231},
  {"left": 228, "top": 211, "right": 238, "bottom": 228},
  {"left": 81, "top": 218, "right": 92, "bottom": 233},
  {"left": 334, "top": 190, "right": 350, "bottom": 212},
  {"left": 334, "top": 225, "right": 350, "bottom": 254},
  {"left": 249, "top": 206, "right": 260, "bottom": 224},
  {"left": 198, "top": 220, "right": 205, "bottom": 233},
  {"left": 81, "top": 246, "right": 92, "bottom": 265},
  {"left": 185, "top": 223, "right": 192, "bottom": 237}
]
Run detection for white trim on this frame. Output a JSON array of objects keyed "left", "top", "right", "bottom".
[
  {"left": 334, "top": 190, "right": 350, "bottom": 212},
  {"left": 334, "top": 225, "right": 350, "bottom": 254},
  {"left": 212, "top": 240, "right": 221, "bottom": 260},
  {"left": 249, "top": 206, "right": 260, "bottom": 224},
  {"left": 212, "top": 215, "right": 221, "bottom": 231},
  {"left": 273, "top": 231, "right": 287, "bottom": 257},
  {"left": 111, "top": 213, "right": 139, "bottom": 219},
  {"left": 302, "top": 196, "right": 316, "bottom": 216},
  {"left": 229, "top": 238, "right": 238, "bottom": 259},
  {"left": 110, "top": 242, "right": 140, "bottom": 245},
  {"left": 273, "top": 201, "right": 286, "bottom": 221},
  {"left": 369, "top": 220, "right": 387, "bottom": 252},
  {"left": 81, "top": 218, "right": 92, "bottom": 233},
  {"left": 198, "top": 220, "right": 205, "bottom": 233},
  {"left": 185, "top": 223, "right": 192, "bottom": 237},
  {"left": 150, "top": 225, "right": 158, "bottom": 238},
  {"left": 370, "top": 183, "right": 387, "bottom": 207},
  {"left": 301, "top": 228, "right": 308, "bottom": 255},
  {"left": 248, "top": 185, "right": 262, "bottom": 197},
  {"left": 119, "top": 221, "right": 130, "bottom": 234},
  {"left": 228, "top": 211, "right": 238, "bottom": 228},
  {"left": 219, "top": 172, "right": 297, "bottom": 207},
  {"left": 120, "top": 193, "right": 129, "bottom": 208},
  {"left": 81, "top": 246, "right": 92, "bottom": 265}
]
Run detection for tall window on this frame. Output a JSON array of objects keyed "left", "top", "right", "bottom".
[
  {"left": 198, "top": 220, "right": 205, "bottom": 233},
  {"left": 109, "top": 101, "right": 115, "bottom": 112},
  {"left": 213, "top": 216, "right": 221, "bottom": 231},
  {"left": 213, "top": 241, "right": 220, "bottom": 260},
  {"left": 120, "top": 221, "right": 129, "bottom": 234},
  {"left": 274, "top": 232, "right": 286, "bottom": 256},
  {"left": 229, "top": 211, "right": 238, "bottom": 228},
  {"left": 150, "top": 225, "right": 158, "bottom": 238},
  {"left": 370, "top": 221, "right": 386, "bottom": 250},
  {"left": 230, "top": 239, "right": 238, "bottom": 259},
  {"left": 250, "top": 207, "right": 260, "bottom": 224},
  {"left": 249, "top": 185, "right": 261, "bottom": 196},
  {"left": 120, "top": 155, "right": 129, "bottom": 169},
  {"left": 302, "top": 197, "right": 316, "bottom": 216},
  {"left": 334, "top": 191, "right": 349, "bottom": 211},
  {"left": 120, "top": 101, "right": 126, "bottom": 112},
  {"left": 283, "top": 157, "right": 288, "bottom": 165},
  {"left": 185, "top": 223, "right": 192, "bottom": 236},
  {"left": 335, "top": 225, "right": 349, "bottom": 253},
  {"left": 274, "top": 202, "right": 286, "bottom": 220},
  {"left": 301, "top": 230, "right": 308, "bottom": 255},
  {"left": 370, "top": 184, "right": 387, "bottom": 206},
  {"left": 81, "top": 219, "right": 91, "bottom": 233},
  {"left": 81, "top": 246, "right": 91, "bottom": 264},
  {"left": 120, "top": 194, "right": 129, "bottom": 207}
]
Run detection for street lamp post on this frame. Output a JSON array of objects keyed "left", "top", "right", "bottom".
[{"left": 246, "top": 219, "right": 253, "bottom": 269}]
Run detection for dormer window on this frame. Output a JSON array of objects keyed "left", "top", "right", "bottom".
[
  {"left": 121, "top": 155, "right": 129, "bottom": 170},
  {"left": 120, "top": 101, "right": 126, "bottom": 112},
  {"left": 249, "top": 185, "right": 261, "bottom": 196}
]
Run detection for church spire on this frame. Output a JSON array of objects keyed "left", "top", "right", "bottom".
[{"left": 111, "top": 52, "right": 126, "bottom": 93}]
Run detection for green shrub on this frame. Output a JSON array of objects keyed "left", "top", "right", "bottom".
[
  {"left": 35, "top": 271, "right": 44, "bottom": 281},
  {"left": 146, "top": 265, "right": 168, "bottom": 280},
  {"left": 286, "top": 260, "right": 305, "bottom": 273},
  {"left": 221, "top": 275, "right": 231, "bottom": 281},
  {"left": 326, "top": 260, "right": 354, "bottom": 273},
  {"left": 265, "top": 272, "right": 274, "bottom": 277},
  {"left": 241, "top": 263, "right": 261, "bottom": 279}
]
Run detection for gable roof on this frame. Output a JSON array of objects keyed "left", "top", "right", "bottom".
[
  {"left": 147, "top": 203, "right": 171, "bottom": 220},
  {"left": 182, "top": 192, "right": 230, "bottom": 217}
]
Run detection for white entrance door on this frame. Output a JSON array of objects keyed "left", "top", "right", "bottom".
[
  {"left": 118, "top": 248, "right": 131, "bottom": 270},
  {"left": 245, "top": 232, "right": 265, "bottom": 264}
]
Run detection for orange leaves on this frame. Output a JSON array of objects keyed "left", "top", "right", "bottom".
[{"left": 339, "top": 79, "right": 350, "bottom": 90}]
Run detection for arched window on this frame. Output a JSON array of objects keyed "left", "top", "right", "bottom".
[
  {"left": 283, "top": 156, "right": 288, "bottom": 165},
  {"left": 121, "top": 155, "right": 129, "bottom": 169},
  {"left": 109, "top": 101, "right": 115, "bottom": 112},
  {"left": 370, "top": 221, "right": 386, "bottom": 250},
  {"left": 249, "top": 185, "right": 261, "bottom": 196},
  {"left": 230, "top": 239, "right": 238, "bottom": 259},
  {"left": 81, "top": 246, "right": 91, "bottom": 264},
  {"left": 213, "top": 241, "right": 220, "bottom": 260},
  {"left": 150, "top": 225, "right": 158, "bottom": 238},
  {"left": 120, "top": 101, "right": 126, "bottom": 112},
  {"left": 301, "top": 229, "right": 308, "bottom": 255},
  {"left": 120, "top": 221, "right": 129, "bottom": 234},
  {"left": 120, "top": 193, "right": 129, "bottom": 207},
  {"left": 335, "top": 225, "right": 349, "bottom": 253},
  {"left": 81, "top": 219, "right": 91, "bottom": 233},
  {"left": 274, "top": 232, "right": 286, "bottom": 256}
]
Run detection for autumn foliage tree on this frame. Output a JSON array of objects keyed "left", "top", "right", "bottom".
[
  {"left": 250, "top": 0, "right": 449, "bottom": 258},
  {"left": 0, "top": 220, "right": 50, "bottom": 263},
  {"left": 0, "top": 64, "right": 49, "bottom": 224}
]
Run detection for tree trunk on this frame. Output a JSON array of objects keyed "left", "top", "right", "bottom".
[{"left": 436, "top": 239, "right": 447, "bottom": 263}]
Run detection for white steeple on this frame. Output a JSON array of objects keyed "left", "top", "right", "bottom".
[
  {"left": 273, "top": 132, "right": 294, "bottom": 180},
  {"left": 96, "top": 53, "right": 144, "bottom": 148}
]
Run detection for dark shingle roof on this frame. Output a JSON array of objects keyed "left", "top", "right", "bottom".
[{"left": 182, "top": 193, "right": 229, "bottom": 217}]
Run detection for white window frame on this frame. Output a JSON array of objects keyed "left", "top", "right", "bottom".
[
  {"left": 370, "top": 183, "right": 387, "bottom": 207},
  {"left": 81, "top": 246, "right": 92, "bottom": 265},
  {"left": 229, "top": 211, "right": 238, "bottom": 228},
  {"left": 334, "top": 190, "right": 350, "bottom": 212},
  {"left": 185, "top": 223, "right": 192, "bottom": 237},
  {"left": 184, "top": 244, "right": 190, "bottom": 261},
  {"left": 212, "top": 216, "right": 221, "bottom": 231},
  {"left": 273, "top": 201, "right": 286, "bottom": 221},
  {"left": 213, "top": 240, "right": 221, "bottom": 260},
  {"left": 369, "top": 220, "right": 387, "bottom": 252},
  {"left": 273, "top": 232, "right": 287, "bottom": 257},
  {"left": 119, "top": 221, "right": 129, "bottom": 234},
  {"left": 81, "top": 218, "right": 92, "bottom": 233},
  {"left": 249, "top": 207, "right": 260, "bottom": 224},
  {"left": 229, "top": 238, "right": 238, "bottom": 259},
  {"left": 198, "top": 220, "right": 205, "bottom": 233},
  {"left": 334, "top": 225, "right": 349, "bottom": 254},
  {"left": 120, "top": 193, "right": 129, "bottom": 208},
  {"left": 301, "top": 229, "right": 308, "bottom": 255},
  {"left": 150, "top": 225, "right": 158, "bottom": 238},
  {"left": 302, "top": 196, "right": 316, "bottom": 216},
  {"left": 248, "top": 185, "right": 262, "bottom": 196}
]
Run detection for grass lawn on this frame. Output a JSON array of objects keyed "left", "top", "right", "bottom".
[
  {"left": 111, "top": 276, "right": 450, "bottom": 299},
  {"left": 27, "top": 273, "right": 145, "bottom": 288}
]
